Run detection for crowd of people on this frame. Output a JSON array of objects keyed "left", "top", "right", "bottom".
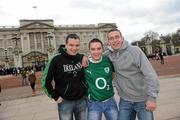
[
  {"left": 0, "top": 67, "right": 21, "bottom": 76},
  {"left": 146, "top": 52, "right": 165, "bottom": 64},
  {"left": 0, "top": 64, "right": 45, "bottom": 76},
  {"left": 0, "top": 66, "right": 39, "bottom": 96}
]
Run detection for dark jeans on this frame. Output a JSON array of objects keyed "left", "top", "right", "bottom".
[
  {"left": 118, "top": 98, "right": 154, "bottom": 120},
  {"left": 22, "top": 77, "right": 28, "bottom": 86},
  {"left": 57, "top": 97, "right": 87, "bottom": 120},
  {"left": 88, "top": 96, "right": 118, "bottom": 120},
  {"left": 30, "top": 83, "right": 35, "bottom": 91}
]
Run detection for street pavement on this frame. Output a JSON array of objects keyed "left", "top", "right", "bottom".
[{"left": 1, "top": 76, "right": 180, "bottom": 120}]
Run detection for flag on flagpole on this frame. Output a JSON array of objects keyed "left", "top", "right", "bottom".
[
  {"left": 32, "top": 6, "right": 37, "bottom": 8},
  {"left": 32, "top": 6, "right": 38, "bottom": 19}
]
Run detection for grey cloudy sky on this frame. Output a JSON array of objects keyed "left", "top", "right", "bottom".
[{"left": 0, "top": 0, "right": 179, "bottom": 43}]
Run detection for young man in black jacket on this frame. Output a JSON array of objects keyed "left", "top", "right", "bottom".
[{"left": 41, "top": 34, "right": 88, "bottom": 120}]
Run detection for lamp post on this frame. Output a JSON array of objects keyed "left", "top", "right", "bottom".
[
  {"left": 12, "top": 33, "right": 22, "bottom": 67},
  {"left": 12, "top": 34, "right": 22, "bottom": 55},
  {"left": 46, "top": 32, "right": 55, "bottom": 59}
]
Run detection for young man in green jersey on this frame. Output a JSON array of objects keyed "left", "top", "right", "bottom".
[{"left": 84, "top": 38, "right": 118, "bottom": 120}]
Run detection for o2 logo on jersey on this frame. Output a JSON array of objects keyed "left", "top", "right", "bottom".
[
  {"left": 95, "top": 77, "right": 109, "bottom": 90},
  {"left": 104, "top": 67, "right": 110, "bottom": 73}
]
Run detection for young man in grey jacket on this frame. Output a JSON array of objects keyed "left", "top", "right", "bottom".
[{"left": 107, "top": 28, "right": 160, "bottom": 120}]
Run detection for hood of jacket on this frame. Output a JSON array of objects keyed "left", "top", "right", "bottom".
[
  {"left": 109, "top": 40, "right": 129, "bottom": 55},
  {"left": 59, "top": 46, "right": 82, "bottom": 61}
]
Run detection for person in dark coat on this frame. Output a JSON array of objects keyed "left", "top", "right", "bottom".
[
  {"left": 159, "top": 52, "right": 164, "bottom": 64},
  {"left": 28, "top": 70, "right": 36, "bottom": 96}
]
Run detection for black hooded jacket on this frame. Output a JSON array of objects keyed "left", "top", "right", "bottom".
[{"left": 41, "top": 48, "right": 87, "bottom": 101}]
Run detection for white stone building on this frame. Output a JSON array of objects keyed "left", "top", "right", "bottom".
[{"left": 0, "top": 19, "right": 117, "bottom": 68}]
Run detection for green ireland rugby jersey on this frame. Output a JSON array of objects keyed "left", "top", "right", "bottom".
[{"left": 84, "top": 56, "right": 114, "bottom": 101}]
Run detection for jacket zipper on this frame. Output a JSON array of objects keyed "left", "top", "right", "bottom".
[
  {"left": 64, "top": 84, "right": 69, "bottom": 95},
  {"left": 81, "top": 81, "right": 88, "bottom": 88}
]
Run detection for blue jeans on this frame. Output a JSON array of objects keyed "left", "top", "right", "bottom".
[
  {"left": 22, "top": 77, "right": 28, "bottom": 86},
  {"left": 118, "top": 98, "right": 154, "bottom": 120},
  {"left": 57, "top": 97, "right": 87, "bottom": 120},
  {"left": 88, "top": 96, "right": 118, "bottom": 120}
]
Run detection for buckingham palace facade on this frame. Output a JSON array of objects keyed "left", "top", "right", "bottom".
[{"left": 0, "top": 19, "right": 117, "bottom": 68}]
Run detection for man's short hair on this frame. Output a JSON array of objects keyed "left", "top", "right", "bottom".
[
  {"left": 65, "top": 34, "right": 80, "bottom": 44},
  {"left": 107, "top": 28, "right": 122, "bottom": 38},
  {"left": 88, "top": 38, "right": 103, "bottom": 49}
]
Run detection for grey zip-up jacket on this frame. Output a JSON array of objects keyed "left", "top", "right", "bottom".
[{"left": 108, "top": 40, "right": 160, "bottom": 102}]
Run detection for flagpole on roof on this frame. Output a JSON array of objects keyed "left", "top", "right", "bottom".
[{"left": 32, "top": 6, "right": 38, "bottom": 19}]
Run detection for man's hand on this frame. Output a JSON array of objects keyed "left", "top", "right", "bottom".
[
  {"left": 146, "top": 100, "right": 156, "bottom": 111},
  {"left": 56, "top": 97, "right": 63, "bottom": 104},
  {"left": 82, "top": 56, "right": 89, "bottom": 67}
]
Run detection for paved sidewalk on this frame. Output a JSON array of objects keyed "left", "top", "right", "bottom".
[
  {"left": 0, "top": 86, "right": 43, "bottom": 102},
  {"left": 1, "top": 76, "right": 180, "bottom": 120}
]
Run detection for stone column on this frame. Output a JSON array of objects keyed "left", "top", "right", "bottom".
[
  {"left": 41, "top": 32, "right": 44, "bottom": 52},
  {"left": 171, "top": 45, "right": 175, "bottom": 55},
  {"left": 13, "top": 54, "right": 22, "bottom": 67},
  {"left": 20, "top": 33, "right": 24, "bottom": 53},
  {"left": 160, "top": 40, "right": 167, "bottom": 55},
  {"left": 170, "top": 40, "right": 175, "bottom": 55},
  {"left": 161, "top": 44, "right": 167, "bottom": 55},
  {"left": 146, "top": 45, "right": 153, "bottom": 54},
  {"left": 21, "top": 33, "right": 29, "bottom": 54},
  {"left": 34, "top": 32, "right": 37, "bottom": 50},
  {"left": 27, "top": 32, "right": 31, "bottom": 52},
  {"left": 149, "top": 45, "right": 153, "bottom": 54},
  {"left": 52, "top": 32, "right": 56, "bottom": 52},
  {"left": 98, "top": 30, "right": 103, "bottom": 41}
]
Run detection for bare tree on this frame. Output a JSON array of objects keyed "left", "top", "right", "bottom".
[{"left": 144, "top": 30, "right": 159, "bottom": 41}]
